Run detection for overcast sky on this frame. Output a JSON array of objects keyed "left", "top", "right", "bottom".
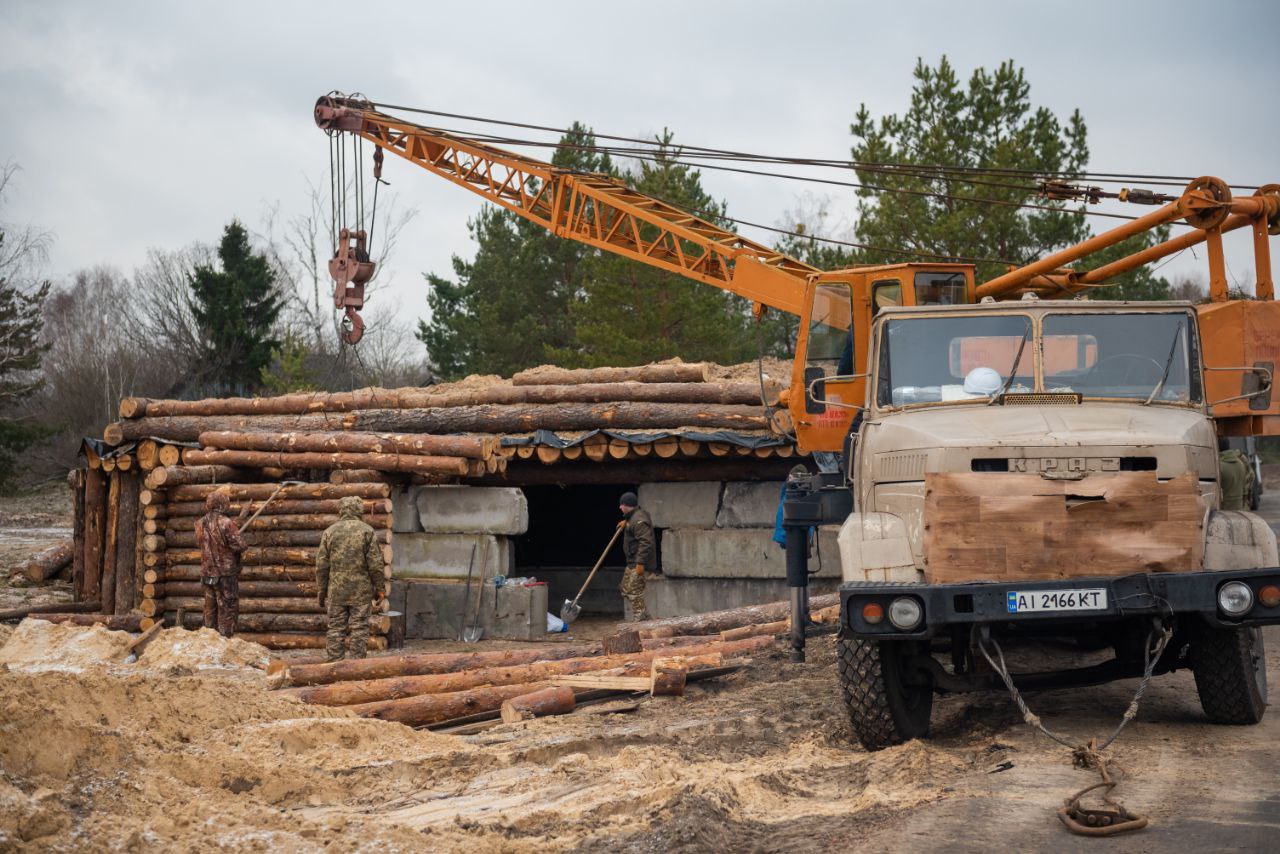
[{"left": 3, "top": 0, "right": 1277, "bottom": 335}]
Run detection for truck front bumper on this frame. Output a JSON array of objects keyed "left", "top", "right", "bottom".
[{"left": 840, "top": 568, "right": 1280, "bottom": 640}]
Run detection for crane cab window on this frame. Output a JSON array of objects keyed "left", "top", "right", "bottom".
[
  {"left": 914, "top": 271, "right": 966, "bottom": 306},
  {"left": 871, "top": 280, "right": 902, "bottom": 317},
  {"left": 807, "top": 283, "right": 855, "bottom": 376}
]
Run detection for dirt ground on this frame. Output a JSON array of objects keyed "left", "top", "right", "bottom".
[{"left": 0, "top": 483, "right": 1277, "bottom": 850}]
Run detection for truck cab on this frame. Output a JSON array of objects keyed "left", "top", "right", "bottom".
[{"left": 799, "top": 298, "right": 1279, "bottom": 749}]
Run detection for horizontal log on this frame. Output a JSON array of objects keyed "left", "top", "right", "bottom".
[
  {"left": 146, "top": 564, "right": 316, "bottom": 584},
  {"left": 158, "top": 597, "right": 325, "bottom": 615},
  {"left": 285, "top": 645, "right": 737, "bottom": 706},
  {"left": 198, "top": 430, "right": 495, "bottom": 460},
  {"left": 151, "top": 580, "right": 318, "bottom": 598},
  {"left": 342, "top": 402, "right": 768, "bottom": 434},
  {"left": 106, "top": 413, "right": 349, "bottom": 444},
  {"left": 634, "top": 594, "right": 840, "bottom": 638},
  {"left": 329, "top": 469, "right": 393, "bottom": 484},
  {"left": 161, "top": 528, "right": 390, "bottom": 549},
  {"left": 277, "top": 643, "right": 607, "bottom": 686},
  {"left": 164, "top": 608, "right": 391, "bottom": 631},
  {"left": 184, "top": 448, "right": 470, "bottom": 477},
  {"left": 162, "top": 547, "right": 324, "bottom": 566},
  {"left": 14, "top": 541, "right": 74, "bottom": 584},
  {"left": 477, "top": 456, "right": 799, "bottom": 486},
  {"left": 30, "top": 613, "right": 144, "bottom": 631},
  {"left": 164, "top": 498, "right": 393, "bottom": 517},
  {"left": 234, "top": 632, "right": 387, "bottom": 651},
  {"left": 169, "top": 482, "right": 391, "bottom": 502},
  {"left": 0, "top": 600, "right": 101, "bottom": 622},
  {"left": 165, "top": 513, "right": 391, "bottom": 532},
  {"left": 144, "top": 465, "right": 247, "bottom": 489},
  {"left": 500, "top": 686, "right": 575, "bottom": 723},
  {"left": 511, "top": 364, "right": 709, "bottom": 385}
]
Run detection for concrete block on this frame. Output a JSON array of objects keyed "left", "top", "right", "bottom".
[
  {"left": 415, "top": 486, "right": 528, "bottom": 535},
  {"left": 644, "top": 575, "right": 842, "bottom": 619},
  {"left": 661, "top": 527, "right": 841, "bottom": 579},
  {"left": 716, "top": 481, "right": 782, "bottom": 528},
  {"left": 637, "top": 481, "right": 722, "bottom": 528},
  {"left": 401, "top": 579, "right": 547, "bottom": 640},
  {"left": 391, "top": 486, "right": 424, "bottom": 533},
  {"left": 391, "top": 532, "right": 513, "bottom": 580}
]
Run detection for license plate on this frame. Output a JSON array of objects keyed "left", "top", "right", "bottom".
[{"left": 1006, "top": 588, "right": 1107, "bottom": 614}]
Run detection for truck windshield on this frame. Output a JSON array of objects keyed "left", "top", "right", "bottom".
[
  {"left": 876, "top": 314, "right": 1033, "bottom": 407},
  {"left": 1042, "top": 312, "right": 1200, "bottom": 402}
]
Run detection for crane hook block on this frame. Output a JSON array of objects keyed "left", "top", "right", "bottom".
[{"left": 330, "top": 228, "right": 375, "bottom": 345}]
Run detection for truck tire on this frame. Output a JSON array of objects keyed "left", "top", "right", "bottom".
[
  {"left": 837, "top": 638, "right": 932, "bottom": 750},
  {"left": 1190, "top": 625, "right": 1268, "bottom": 725}
]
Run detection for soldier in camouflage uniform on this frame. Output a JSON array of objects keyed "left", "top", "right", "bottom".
[
  {"left": 316, "top": 496, "right": 385, "bottom": 661},
  {"left": 195, "top": 490, "right": 247, "bottom": 637},
  {"left": 618, "top": 491, "right": 653, "bottom": 621}
]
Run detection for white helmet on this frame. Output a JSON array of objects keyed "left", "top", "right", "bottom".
[{"left": 963, "top": 366, "right": 1002, "bottom": 396}]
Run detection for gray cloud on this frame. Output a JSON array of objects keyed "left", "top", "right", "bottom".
[{"left": 2, "top": 0, "right": 1276, "bottom": 331}]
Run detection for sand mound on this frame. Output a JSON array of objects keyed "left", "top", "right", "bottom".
[
  {"left": 0, "top": 619, "right": 132, "bottom": 671},
  {"left": 138, "top": 627, "right": 270, "bottom": 671}
]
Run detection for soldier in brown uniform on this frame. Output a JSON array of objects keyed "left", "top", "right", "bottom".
[
  {"left": 195, "top": 490, "right": 248, "bottom": 637},
  {"left": 316, "top": 496, "right": 385, "bottom": 661},
  {"left": 618, "top": 491, "right": 654, "bottom": 621}
]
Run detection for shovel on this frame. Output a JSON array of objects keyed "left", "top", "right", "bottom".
[
  {"left": 238, "top": 480, "right": 306, "bottom": 533},
  {"left": 463, "top": 539, "right": 489, "bottom": 643},
  {"left": 560, "top": 524, "right": 625, "bottom": 624}
]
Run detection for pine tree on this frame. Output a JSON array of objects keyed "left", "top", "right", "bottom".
[
  {"left": 0, "top": 229, "right": 51, "bottom": 487},
  {"left": 189, "top": 221, "right": 285, "bottom": 394},
  {"left": 557, "top": 130, "right": 755, "bottom": 367},
  {"left": 849, "top": 57, "right": 1168, "bottom": 299},
  {"left": 418, "top": 123, "right": 612, "bottom": 379}
]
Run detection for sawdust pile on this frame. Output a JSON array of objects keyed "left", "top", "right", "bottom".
[
  {"left": 0, "top": 628, "right": 976, "bottom": 851},
  {"left": 137, "top": 627, "right": 271, "bottom": 671},
  {"left": 0, "top": 620, "right": 133, "bottom": 672}
]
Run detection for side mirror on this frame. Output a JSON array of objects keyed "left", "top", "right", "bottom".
[{"left": 804, "top": 366, "right": 826, "bottom": 414}]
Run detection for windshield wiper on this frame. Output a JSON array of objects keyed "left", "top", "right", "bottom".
[
  {"left": 988, "top": 324, "right": 1031, "bottom": 405},
  {"left": 1143, "top": 320, "right": 1185, "bottom": 405}
]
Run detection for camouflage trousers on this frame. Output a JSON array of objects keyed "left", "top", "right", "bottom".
[
  {"left": 326, "top": 600, "right": 372, "bottom": 662},
  {"left": 201, "top": 575, "right": 238, "bottom": 638},
  {"left": 619, "top": 566, "right": 650, "bottom": 622}
]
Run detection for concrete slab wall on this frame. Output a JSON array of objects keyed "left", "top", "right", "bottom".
[
  {"left": 715, "top": 481, "right": 782, "bottom": 528},
  {"left": 661, "top": 527, "right": 841, "bottom": 579},
  {"left": 391, "top": 579, "right": 548, "bottom": 640},
  {"left": 415, "top": 486, "right": 528, "bottom": 535},
  {"left": 636, "top": 481, "right": 721, "bottom": 528},
  {"left": 391, "top": 532, "right": 514, "bottom": 580},
  {"left": 391, "top": 486, "right": 425, "bottom": 533}
]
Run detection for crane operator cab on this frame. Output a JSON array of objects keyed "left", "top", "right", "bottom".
[{"left": 788, "top": 264, "right": 975, "bottom": 455}]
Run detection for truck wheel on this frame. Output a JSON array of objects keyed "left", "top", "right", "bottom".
[
  {"left": 837, "top": 638, "right": 933, "bottom": 750},
  {"left": 1190, "top": 625, "right": 1268, "bottom": 725}
]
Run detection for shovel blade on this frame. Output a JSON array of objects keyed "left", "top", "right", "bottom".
[
  {"left": 560, "top": 599, "right": 581, "bottom": 624},
  {"left": 463, "top": 627, "right": 484, "bottom": 643}
]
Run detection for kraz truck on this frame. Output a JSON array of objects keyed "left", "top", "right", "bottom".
[{"left": 789, "top": 298, "right": 1278, "bottom": 749}]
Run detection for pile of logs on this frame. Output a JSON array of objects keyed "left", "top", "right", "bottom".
[
  {"left": 102, "top": 363, "right": 787, "bottom": 485},
  {"left": 267, "top": 595, "right": 835, "bottom": 730},
  {"left": 272, "top": 633, "right": 773, "bottom": 728},
  {"left": 136, "top": 478, "right": 396, "bottom": 650}
]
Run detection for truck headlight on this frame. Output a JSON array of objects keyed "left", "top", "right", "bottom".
[
  {"left": 888, "top": 597, "right": 923, "bottom": 630},
  {"left": 1218, "top": 581, "right": 1254, "bottom": 616}
]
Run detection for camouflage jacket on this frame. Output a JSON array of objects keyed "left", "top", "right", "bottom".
[
  {"left": 195, "top": 511, "right": 247, "bottom": 578},
  {"left": 316, "top": 497, "right": 384, "bottom": 605},
  {"left": 622, "top": 507, "right": 656, "bottom": 571}
]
